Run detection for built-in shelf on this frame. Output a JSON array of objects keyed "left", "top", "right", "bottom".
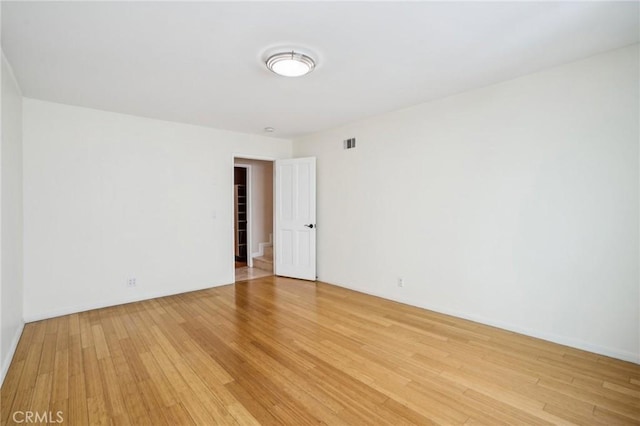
[{"left": 234, "top": 184, "right": 248, "bottom": 261}]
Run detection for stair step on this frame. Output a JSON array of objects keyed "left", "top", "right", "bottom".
[
  {"left": 253, "top": 255, "right": 273, "bottom": 272},
  {"left": 264, "top": 245, "right": 273, "bottom": 258}
]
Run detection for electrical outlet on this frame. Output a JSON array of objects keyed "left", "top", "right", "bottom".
[
  {"left": 127, "top": 278, "right": 136, "bottom": 288},
  {"left": 397, "top": 278, "right": 404, "bottom": 288}
]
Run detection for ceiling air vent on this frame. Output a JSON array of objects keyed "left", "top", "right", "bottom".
[{"left": 343, "top": 138, "right": 356, "bottom": 150}]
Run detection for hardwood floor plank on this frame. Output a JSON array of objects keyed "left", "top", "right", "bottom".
[
  {"left": 537, "top": 377, "right": 640, "bottom": 421},
  {"left": 29, "top": 372, "right": 52, "bottom": 415},
  {"left": 543, "top": 402, "right": 609, "bottom": 426},
  {"left": 92, "top": 324, "right": 111, "bottom": 360},
  {"left": 0, "top": 359, "right": 25, "bottom": 425},
  {"left": 51, "top": 348, "right": 69, "bottom": 402},
  {"left": 592, "top": 405, "right": 640, "bottom": 425},
  {"left": 67, "top": 373, "right": 89, "bottom": 425},
  {"left": 463, "top": 389, "right": 553, "bottom": 425},
  {"left": 5, "top": 387, "right": 35, "bottom": 426},
  {"left": 179, "top": 340, "right": 235, "bottom": 386},
  {"left": 81, "top": 346, "right": 103, "bottom": 399},
  {"left": 69, "top": 313, "right": 81, "bottom": 336},
  {"left": 224, "top": 380, "right": 282, "bottom": 425},
  {"left": 37, "top": 333, "right": 57, "bottom": 376},
  {"left": 98, "top": 357, "right": 128, "bottom": 417},
  {"left": 49, "top": 398, "right": 68, "bottom": 425},
  {"left": 227, "top": 341, "right": 343, "bottom": 424},
  {"left": 79, "top": 312, "right": 95, "bottom": 349},
  {"left": 603, "top": 380, "right": 640, "bottom": 398},
  {"left": 54, "top": 315, "right": 70, "bottom": 353},
  {"left": 132, "top": 380, "right": 170, "bottom": 425},
  {"left": 2, "top": 276, "right": 639, "bottom": 425},
  {"left": 225, "top": 402, "right": 263, "bottom": 426},
  {"left": 118, "top": 337, "right": 151, "bottom": 383},
  {"left": 86, "top": 395, "right": 109, "bottom": 426},
  {"left": 68, "top": 333, "right": 84, "bottom": 377},
  {"left": 137, "top": 352, "right": 179, "bottom": 407}
]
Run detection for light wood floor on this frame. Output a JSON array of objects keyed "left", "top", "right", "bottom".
[
  {"left": 234, "top": 266, "right": 273, "bottom": 282},
  {"left": 2, "top": 277, "right": 639, "bottom": 425}
]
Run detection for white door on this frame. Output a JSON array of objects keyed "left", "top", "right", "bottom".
[{"left": 274, "top": 157, "right": 316, "bottom": 280}]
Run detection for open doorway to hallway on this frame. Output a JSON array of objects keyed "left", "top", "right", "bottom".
[{"left": 234, "top": 158, "right": 274, "bottom": 281}]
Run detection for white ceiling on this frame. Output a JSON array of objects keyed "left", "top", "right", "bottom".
[{"left": 2, "top": 1, "right": 639, "bottom": 139}]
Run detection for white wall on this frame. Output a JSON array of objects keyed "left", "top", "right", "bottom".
[
  {"left": 235, "top": 158, "right": 273, "bottom": 257},
  {"left": 294, "top": 45, "right": 640, "bottom": 363},
  {"left": 23, "top": 99, "right": 291, "bottom": 321},
  {"left": 1, "top": 52, "right": 24, "bottom": 384}
]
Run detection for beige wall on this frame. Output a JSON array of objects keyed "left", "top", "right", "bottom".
[
  {"left": 1, "top": 52, "right": 24, "bottom": 385},
  {"left": 294, "top": 45, "right": 639, "bottom": 363},
  {"left": 23, "top": 99, "right": 291, "bottom": 321}
]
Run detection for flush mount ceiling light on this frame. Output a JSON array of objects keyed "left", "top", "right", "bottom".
[{"left": 266, "top": 51, "right": 316, "bottom": 77}]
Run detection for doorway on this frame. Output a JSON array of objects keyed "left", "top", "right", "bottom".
[{"left": 233, "top": 158, "right": 274, "bottom": 282}]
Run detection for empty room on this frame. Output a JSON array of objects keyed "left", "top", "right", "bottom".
[{"left": 1, "top": 1, "right": 639, "bottom": 425}]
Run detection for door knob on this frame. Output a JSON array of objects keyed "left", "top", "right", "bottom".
[{"left": 304, "top": 224, "right": 315, "bottom": 229}]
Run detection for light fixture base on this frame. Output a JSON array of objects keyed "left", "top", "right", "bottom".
[{"left": 265, "top": 50, "right": 316, "bottom": 77}]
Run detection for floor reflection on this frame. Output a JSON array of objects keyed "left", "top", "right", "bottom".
[{"left": 235, "top": 266, "right": 273, "bottom": 282}]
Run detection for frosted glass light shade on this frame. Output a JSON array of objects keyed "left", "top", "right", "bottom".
[{"left": 266, "top": 51, "right": 315, "bottom": 77}]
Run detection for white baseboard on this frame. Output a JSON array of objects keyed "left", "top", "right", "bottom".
[
  {"left": 321, "top": 279, "right": 640, "bottom": 365},
  {"left": 23, "top": 281, "right": 230, "bottom": 323},
  {"left": 1, "top": 321, "right": 25, "bottom": 387}
]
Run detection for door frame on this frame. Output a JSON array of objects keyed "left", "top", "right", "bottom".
[{"left": 231, "top": 154, "right": 276, "bottom": 283}]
